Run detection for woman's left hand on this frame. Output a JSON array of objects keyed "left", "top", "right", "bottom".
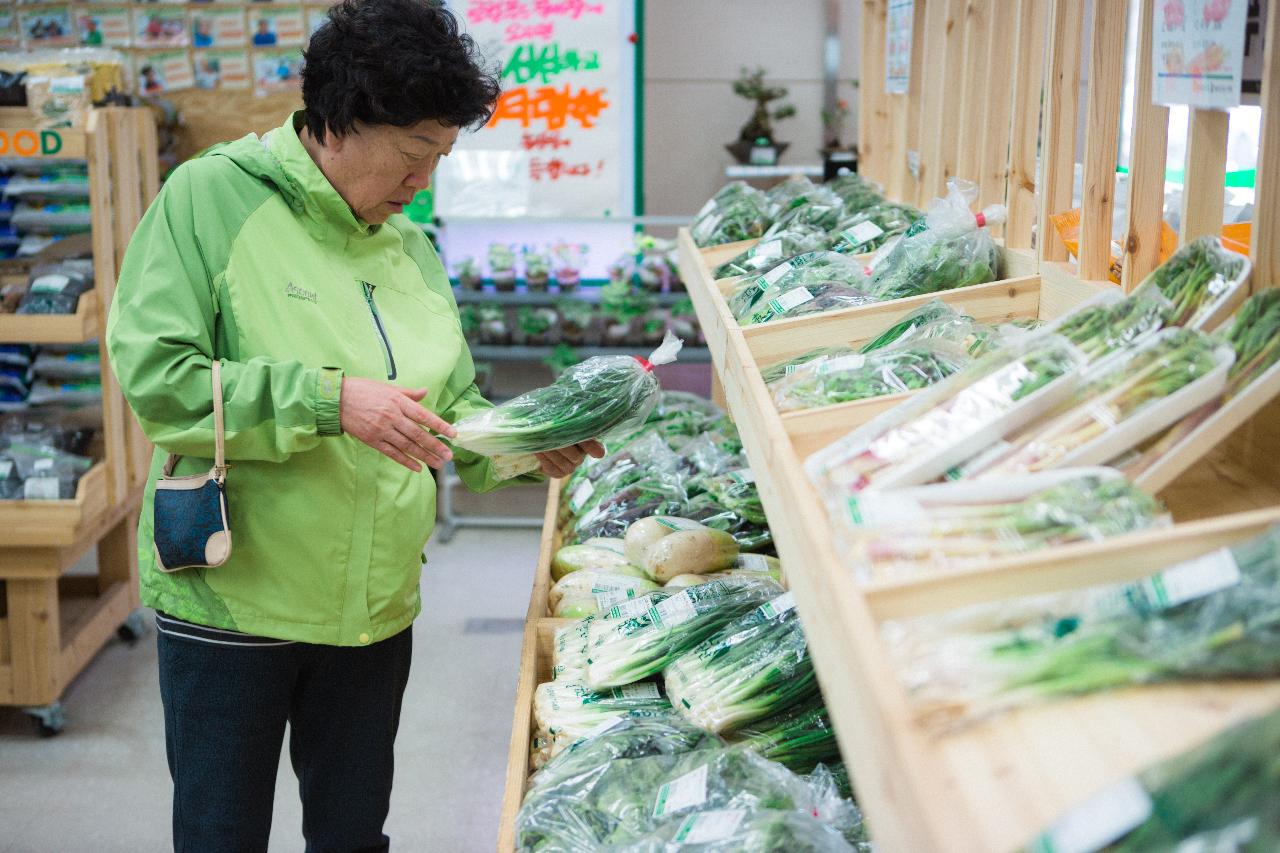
[{"left": 535, "top": 440, "right": 606, "bottom": 479}]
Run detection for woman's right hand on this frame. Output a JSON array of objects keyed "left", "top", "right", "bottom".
[{"left": 339, "top": 378, "right": 457, "bottom": 472}]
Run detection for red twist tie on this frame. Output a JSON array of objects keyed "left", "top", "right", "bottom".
[
  {"left": 635, "top": 356, "right": 655, "bottom": 372},
  {"left": 975, "top": 212, "right": 987, "bottom": 228}
]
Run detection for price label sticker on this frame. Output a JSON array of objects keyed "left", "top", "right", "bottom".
[
  {"left": 768, "top": 286, "right": 814, "bottom": 314},
  {"left": 613, "top": 682, "right": 661, "bottom": 700},
  {"left": 761, "top": 261, "right": 794, "bottom": 287},
  {"left": 0, "top": 460, "right": 12, "bottom": 479},
  {"left": 673, "top": 809, "right": 747, "bottom": 843},
  {"left": 754, "top": 239, "right": 783, "bottom": 260},
  {"left": 30, "top": 274, "right": 70, "bottom": 295},
  {"left": 651, "top": 591, "right": 698, "bottom": 628},
  {"left": 817, "top": 353, "right": 868, "bottom": 375},
  {"left": 846, "top": 220, "right": 885, "bottom": 246},
  {"left": 653, "top": 763, "right": 708, "bottom": 818},
  {"left": 569, "top": 480, "right": 595, "bottom": 512},
  {"left": 758, "top": 591, "right": 796, "bottom": 619},
  {"left": 1034, "top": 777, "right": 1152, "bottom": 853},
  {"left": 736, "top": 554, "right": 771, "bottom": 572},
  {"left": 697, "top": 198, "right": 716, "bottom": 218},
  {"left": 655, "top": 517, "right": 702, "bottom": 532},
  {"left": 1141, "top": 548, "right": 1242, "bottom": 610},
  {"left": 727, "top": 468, "right": 755, "bottom": 485},
  {"left": 23, "top": 477, "right": 60, "bottom": 500},
  {"left": 846, "top": 493, "right": 922, "bottom": 527},
  {"left": 570, "top": 715, "right": 624, "bottom": 749},
  {"left": 33, "top": 457, "right": 54, "bottom": 472},
  {"left": 608, "top": 597, "right": 656, "bottom": 620}
]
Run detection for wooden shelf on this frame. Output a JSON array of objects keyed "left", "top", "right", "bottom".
[
  {"left": 0, "top": 289, "right": 100, "bottom": 345},
  {"left": 0, "top": 462, "right": 110, "bottom": 549}
]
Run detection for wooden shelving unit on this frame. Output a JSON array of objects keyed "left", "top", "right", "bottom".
[
  {"left": 496, "top": 2, "right": 1280, "bottom": 850},
  {"left": 0, "top": 107, "right": 159, "bottom": 733}
]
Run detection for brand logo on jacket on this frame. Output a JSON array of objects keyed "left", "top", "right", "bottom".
[{"left": 285, "top": 283, "right": 317, "bottom": 303}]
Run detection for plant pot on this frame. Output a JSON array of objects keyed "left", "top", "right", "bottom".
[
  {"left": 637, "top": 272, "right": 664, "bottom": 294},
  {"left": 492, "top": 270, "right": 517, "bottom": 293},
  {"left": 526, "top": 272, "right": 550, "bottom": 293},
  {"left": 459, "top": 273, "right": 483, "bottom": 292},
  {"left": 725, "top": 139, "right": 790, "bottom": 166},
  {"left": 555, "top": 270, "right": 580, "bottom": 293},
  {"left": 480, "top": 320, "right": 510, "bottom": 345}
]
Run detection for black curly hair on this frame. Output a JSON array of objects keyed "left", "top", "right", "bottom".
[{"left": 302, "top": 0, "right": 501, "bottom": 143}]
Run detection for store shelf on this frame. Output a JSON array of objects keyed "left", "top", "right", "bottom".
[
  {"left": 0, "top": 289, "right": 99, "bottom": 344},
  {"left": 0, "top": 462, "right": 110, "bottom": 548},
  {"left": 469, "top": 344, "right": 712, "bottom": 363},
  {"left": 725, "top": 164, "right": 824, "bottom": 178},
  {"left": 452, "top": 287, "right": 690, "bottom": 307}
]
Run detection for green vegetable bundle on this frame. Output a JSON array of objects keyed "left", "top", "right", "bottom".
[
  {"left": 452, "top": 333, "right": 682, "bottom": 472},
  {"left": 977, "top": 328, "right": 1230, "bottom": 477},
  {"left": 857, "top": 299, "right": 986, "bottom": 355},
  {"left": 806, "top": 335, "right": 1086, "bottom": 496},
  {"left": 1132, "top": 235, "right": 1250, "bottom": 329},
  {"left": 617, "top": 808, "right": 864, "bottom": 852},
  {"left": 828, "top": 172, "right": 884, "bottom": 215},
  {"left": 829, "top": 201, "right": 923, "bottom": 255},
  {"left": 532, "top": 680, "right": 674, "bottom": 764},
  {"left": 1223, "top": 288, "right": 1280, "bottom": 396},
  {"left": 746, "top": 279, "right": 876, "bottom": 326},
  {"left": 585, "top": 575, "right": 783, "bottom": 689},
  {"left": 713, "top": 225, "right": 830, "bottom": 279},
  {"left": 664, "top": 593, "right": 820, "bottom": 733},
  {"left": 764, "top": 190, "right": 845, "bottom": 238},
  {"left": 728, "top": 251, "right": 867, "bottom": 323},
  {"left": 733, "top": 698, "right": 843, "bottom": 776},
  {"left": 760, "top": 347, "right": 858, "bottom": 385},
  {"left": 692, "top": 184, "right": 772, "bottom": 247},
  {"left": 888, "top": 523, "right": 1280, "bottom": 732},
  {"left": 1052, "top": 292, "right": 1170, "bottom": 364},
  {"left": 769, "top": 341, "right": 970, "bottom": 412},
  {"left": 849, "top": 475, "right": 1167, "bottom": 581}
]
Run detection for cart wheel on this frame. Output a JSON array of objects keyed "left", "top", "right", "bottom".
[
  {"left": 436, "top": 521, "right": 457, "bottom": 544},
  {"left": 25, "top": 702, "right": 65, "bottom": 737},
  {"left": 117, "top": 611, "right": 147, "bottom": 644}
]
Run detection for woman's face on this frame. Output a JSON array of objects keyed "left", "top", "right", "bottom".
[{"left": 316, "top": 120, "right": 458, "bottom": 225}]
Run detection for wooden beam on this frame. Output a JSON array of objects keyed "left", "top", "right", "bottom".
[
  {"left": 975, "top": 0, "right": 1016, "bottom": 229},
  {"left": 954, "top": 0, "right": 993, "bottom": 185},
  {"left": 898, "top": 0, "right": 928, "bottom": 203},
  {"left": 1251, "top": 1, "right": 1280, "bottom": 291},
  {"left": 1122, "top": 0, "right": 1172, "bottom": 291},
  {"left": 858, "top": 0, "right": 891, "bottom": 186},
  {"left": 8, "top": 579, "right": 60, "bottom": 705},
  {"left": 1037, "top": 0, "right": 1085, "bottom": 262},
  {"left": 1180, "top": 109, "right": 1230, "bottom": 244},
  {"left": 1005, "top": 0, "right": 1048, "bottom": 249},
  {"left": 1077, "top": 0, "right": 1128, "bottom": 282},
  {"left": 919, "top": 0, "right": 969, "bottom": 200}
]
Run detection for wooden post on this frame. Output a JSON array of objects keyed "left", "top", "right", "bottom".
[
  {"left": 1180, "top": 109, "right": 1230, "bottom": 244},
  {"left": 97, "top": 514, "right": 138, "bottom": 600},
  {"left": 975, "top": 0, "right": 1016, "bottom": 230},
  {"left": 1077, "top": 0, "right": 1128, "bottom": 282},
  {"left": 919, "top": 0, "right": 969, "bottom": 200},
  {"left": 955, "top": 0, "right": 993, "bottom": 185},
  {"left": 1122, "top": 0, "right": 1171, "bottom": 291},
  {"left": 1004, "top": 0, "right": 1048, "bottom": 249},
  {"left": 858, "top": 0, "right": 891, "bottom": 186},
  {"left": 1037, "top": 0, "right": 1084, "bottom": 263},
  {"left": 8, "top": 579, "right": 60, "bottom": 705},
  {"left": 895, "top": 0, "right": 928, "bottom": 203},
  {"left": 1250, "top": 1, "right": 1280, "bottom": 292}
]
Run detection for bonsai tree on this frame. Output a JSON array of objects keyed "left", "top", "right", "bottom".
[{"left": 727, "top": 67, "right": 796, "bottom": 163}]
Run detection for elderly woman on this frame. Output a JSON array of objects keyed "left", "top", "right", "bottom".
[{"left": 106, "top": 2, "right": 601, "bottom": 850}]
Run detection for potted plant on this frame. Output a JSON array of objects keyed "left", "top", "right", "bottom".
[
  {"left": 606, "top": 253, "right": 634, "bottom": 290},
  {"left": 821, "top": 96, "right": 854, "bottom": 156},
  {"left": 459, "top": 304, "right": 482, "bottom": 344},
  {"left": 523, "top": 247, "right": 551, "bottom": 292},
  {"left": 640, "top": 306, "right": 669, "bottom": 346},
  {"left": 516, "top": 305, "right": 557, "bottom": 345},
  {"left": 726, "top": 67, "right": 797, "bottom": 166},
  {"left": 557, "top": 298, "right": 595, "bottom": 346},
  {"left": 478, "top": 304, "right": 510, "bottom": 344},
  {"left": 635, "top": 234, "right": 678, "bottom": 293},
  {"left": 552, "top": 242, "right": 587, "bottom": 293},
  {"left": 488, "top": 243, "right": 517, "bottom": 292},
  {"left": 670, "top": 297, "right": 702, "bottom": 346},
  {"left": 455, "top": 256, "right": 483, "bottom": 292}
]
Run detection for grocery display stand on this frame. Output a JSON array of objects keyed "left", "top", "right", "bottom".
[
  {"left": 497, "top": 1, "right": 1280, "bottom": 850},
  {"left": 0, "top": 107, "right": 158, "bottom": 734}
]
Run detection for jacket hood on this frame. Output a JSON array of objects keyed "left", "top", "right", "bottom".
[{"left": 204, "top": 111, "right": 373, "bottom": 238}]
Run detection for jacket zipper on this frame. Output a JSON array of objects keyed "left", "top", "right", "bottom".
[{"left": 361, "top": 281, "right": 398, "bottom": 380}]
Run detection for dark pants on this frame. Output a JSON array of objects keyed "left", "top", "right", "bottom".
[{"left": 156, "top": 625, "right": 413, "bottom": 853}]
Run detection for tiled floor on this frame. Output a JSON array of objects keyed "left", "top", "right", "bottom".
[{"left": 0, "top": 513, "right": 543, "bottom": 853}]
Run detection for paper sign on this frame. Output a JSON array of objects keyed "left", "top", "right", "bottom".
[
  {"left": 136, "top": 51, "right": 195, "bottom": 94},
  {"left": 673, "top": 809, "right": 746, "bottom": 844},
  {"left": 885, "top": 0, "right": 915, "bottom": 94},
  {"left": 192, "top": 9, "right": 247, "bottom": 49},
  {"left": 77, "top": 8, "right": 131, "bottom": 48},
  {"left": 1153, "top": 0, "right": 1249, "bottom": 109},
  {"left": 250, "top": 7, "right": 306, "bottom": 48},
  {"left": 253, "top": 48, "right": 304, "bottom": 97},
  {"left": 133, "top": 8, "right": 188, "bottom": 48},
  {"left": 20, "top": 7, "right": 77, "bottom": 49},
  {"left": 194, "top": 50, "right": 251, "bottom": 91}
]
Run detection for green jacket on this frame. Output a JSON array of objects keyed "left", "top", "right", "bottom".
[{"left": 108, "top": 112, "right": 514, "bottom": 646}]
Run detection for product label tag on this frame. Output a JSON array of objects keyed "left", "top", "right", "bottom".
[
  {"left": 817, "top": 353, "right": 868, "bottom": 375},
  {"left": 569, "top": 480, "right": 595, "bottom": 512},
  {"left": 736, "top": 554, "right": 771, "bottom": 572},
  {"left": 761, "top": 261, "right": 794, "bottom": 287},
  {"left": 769, "top": 286, "right": 814, "bottom": 314},
  {"left": 758, "top": 591, "right": 796, "bottom": 619},
  {"left": 23, "top": 477, "right": 60, "bottom": 500},
  {"left": 844, "top": 220, "right": 885, "bottom": 247},
  {"left": 847, "top": 493, "right": 922, "bottom": 527},
  {"left": 652, "top": 763, "right": 708, "bottom": 818},
  {"left": 696, "top": 213, "right": 722, "bottom": 240},
  {"left": 754, "top": 239, "right": 783, "bottom": 260},
  {"left": 607, "top": 596, "right": 656, "bottom": 620},
  {"left": 727, "top": 468, "right": 756, "bottom": 485},
  {"left": 1136, "top": 548, "right": 1242, "bottom": 610},
  {"left": 30, "top": 274, "right": 70, "bottom": 295},
  {"left": 673, "top": 809, "right": 746, "bottom": 843},
  {"left": 0, "top": 460, "right": 12, "bottom": 479},
  {"left": 594, "top": 588, "right": 638, "bottom": 610},
  {"left": 33, "top": 457, "right": 54, "bottom": 472},
  {"left": 650, "top": 591, "right": 698, "bottom": 628},
  {"left": 655, "top": 517, "right": 702, "bottom": 532},
  {"left": 571, "top": 715, "right": 624, "bottom": 748},
  {"left": 613, "top": 682, "right": 661, "bottom": 700},
  {"left": 1033, "top": 777, "right": 1152, "bottom": 853},
  {"left": 697, "top": 198, "right": 716, "bottom": 218}
]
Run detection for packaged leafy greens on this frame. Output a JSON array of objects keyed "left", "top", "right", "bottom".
[
  {"left": 841, "top": 472, "right": 1168, "bottom": 582},
  {"left": 805, "top": 334, "right": 1087, "bottom": 498},
  {"left": 746, "top": 280, "right": 876, "bottom": 326},
  {"left": 728, "top": 251, "right": 870, "bottom": 326},
  {"left": 886, "top": 523, "right": 1280, "bottom": 734},
  {"left": 769, "top": 341, "right": 971, "bottom": 412},
  {"left": 763, "top": 188, "right": 845, "bottom": 238},
  {"left": 692, "top": 184, "right": 772, "bottom": 248},
  {"left": 732, "top": 698, "right": 843, "bottom": 777},
  {"left": 863, "top": 179, "right": 1003, "bottom": 303},
  {"left": 613, "top": 808, "right": 864, "bottom": 852},
  {"left": 827, "top": 172, "right": 884, "bottom": 215},
  {"left": 453, "top": 333, "right": 683, "bottom": 479},
  {"left": 1131, "top": 235, "right": 1250, "bottom": 329},
  {"left": 1048, "top": 290, "right": 1171, "bottom": 365},
  {"left": 585, "top": 575, "right": 783, "bottom": 689},
  {"left": 532, "top": 680, "right": 674, "bottom": 763},
  {"left": 712, "top": 225, "right": 830, "bottom": 280},
  {"left": 664, "top": 592, "right": 819, "bottom": 733},
  {"left": 856, "top": 299, "right": 986, "bottom": 355},
  {"left": 828, "top": 201, "right": 923, "bottom": 255}
]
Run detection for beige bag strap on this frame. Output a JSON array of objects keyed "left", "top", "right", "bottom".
[{"left": 162, "top": 360, "right": 227, "bottom": 481}]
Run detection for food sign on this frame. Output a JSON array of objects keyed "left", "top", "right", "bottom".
[{"left": 1153, "top": 0, "right": 1250, "bottom": 109}]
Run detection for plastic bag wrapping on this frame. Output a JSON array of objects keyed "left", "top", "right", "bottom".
[
  {"left": 585, "top": 576, "right": 784, "bottom": 690},
  {"left": 692, "top": 184, "right": 771, "bottom": 248},
  {"left": 1046, "top": 289, "right": 1172, "bottom": 367},
  {"left": 769, "top": 340, "right": 972, "bottom": 413},
  {"left": 805, "top": 334, "right": 1088, "bottom": 501},
  {"left": 1132, "top": 235, "right": 1251, "bottom": 329},
  {"left": 452, "top": 332, "right": 683, "bottom": 474},
  {"left": 731, "top": 698, "right": 842, "bottom": 777},
  {"left": 883, "top": 523, "right": 1280, "bottom": 734},
  {"left": 679, "top": 433, "right": 746, "bottom": 482},
  {"left": 828, "top": 201, "right": 923, "bottom": 255},
  {"left": 764, "top": 192, "right": 845, "bottom": 239},
  {"left": 728, "top": 251, "right": 869, "bottom": 325},
  {"left": 856, "top": 299, "right": 983, "bottom": 355},
  {"left": 550, "top": 540, "right": 635, "bottom": 583},
  {"left": 964, "top": 329, "right": 1233, "bottom": 479},
  {"left": 712, "top": 225, "right": 830, "bottom": 280},
  {"left": 532, "top": 681, "right": 674, "bottom": 765},
  {"left": 838, "top": 472, "right": 1168, "bottom": 582},
  {"left": 559, "top": 433, "right": 687, "bottom": 542},
  {"left": 694, "top": 468, "right": 766, "bottom": 525},
  {"left": 663, "top": 592, "right": 819, "bottom": 733},
  {"left": 828, "top": 172, "right": 885, "bottom": 216},
  {"left": 864, "top": 179, "right": 1003, "bottom": 303},
  {"left": 746, "top": 280, "right": 877, "bottom": 326},
  {"left": 606, "top": 808, "right": 863, "bottom": 852},
  {"left": 550, "top": 571, "right": 662, "bottom": 619},
  {"left": 16, "top": 262, "right": 93, "bottom": 315},
  {"left": 0, "top": 439, "right": 93, "bottom": 500},
  {"left": 519, "top": 734, "right": 865, "bottom": 853}
]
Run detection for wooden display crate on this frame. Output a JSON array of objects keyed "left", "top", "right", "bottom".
[
  {"left": 0, "top": 462, "right": 109, "bottom": 549},
  {"left": 0, "top": 288, "right": 100, "bottom": 345}
]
